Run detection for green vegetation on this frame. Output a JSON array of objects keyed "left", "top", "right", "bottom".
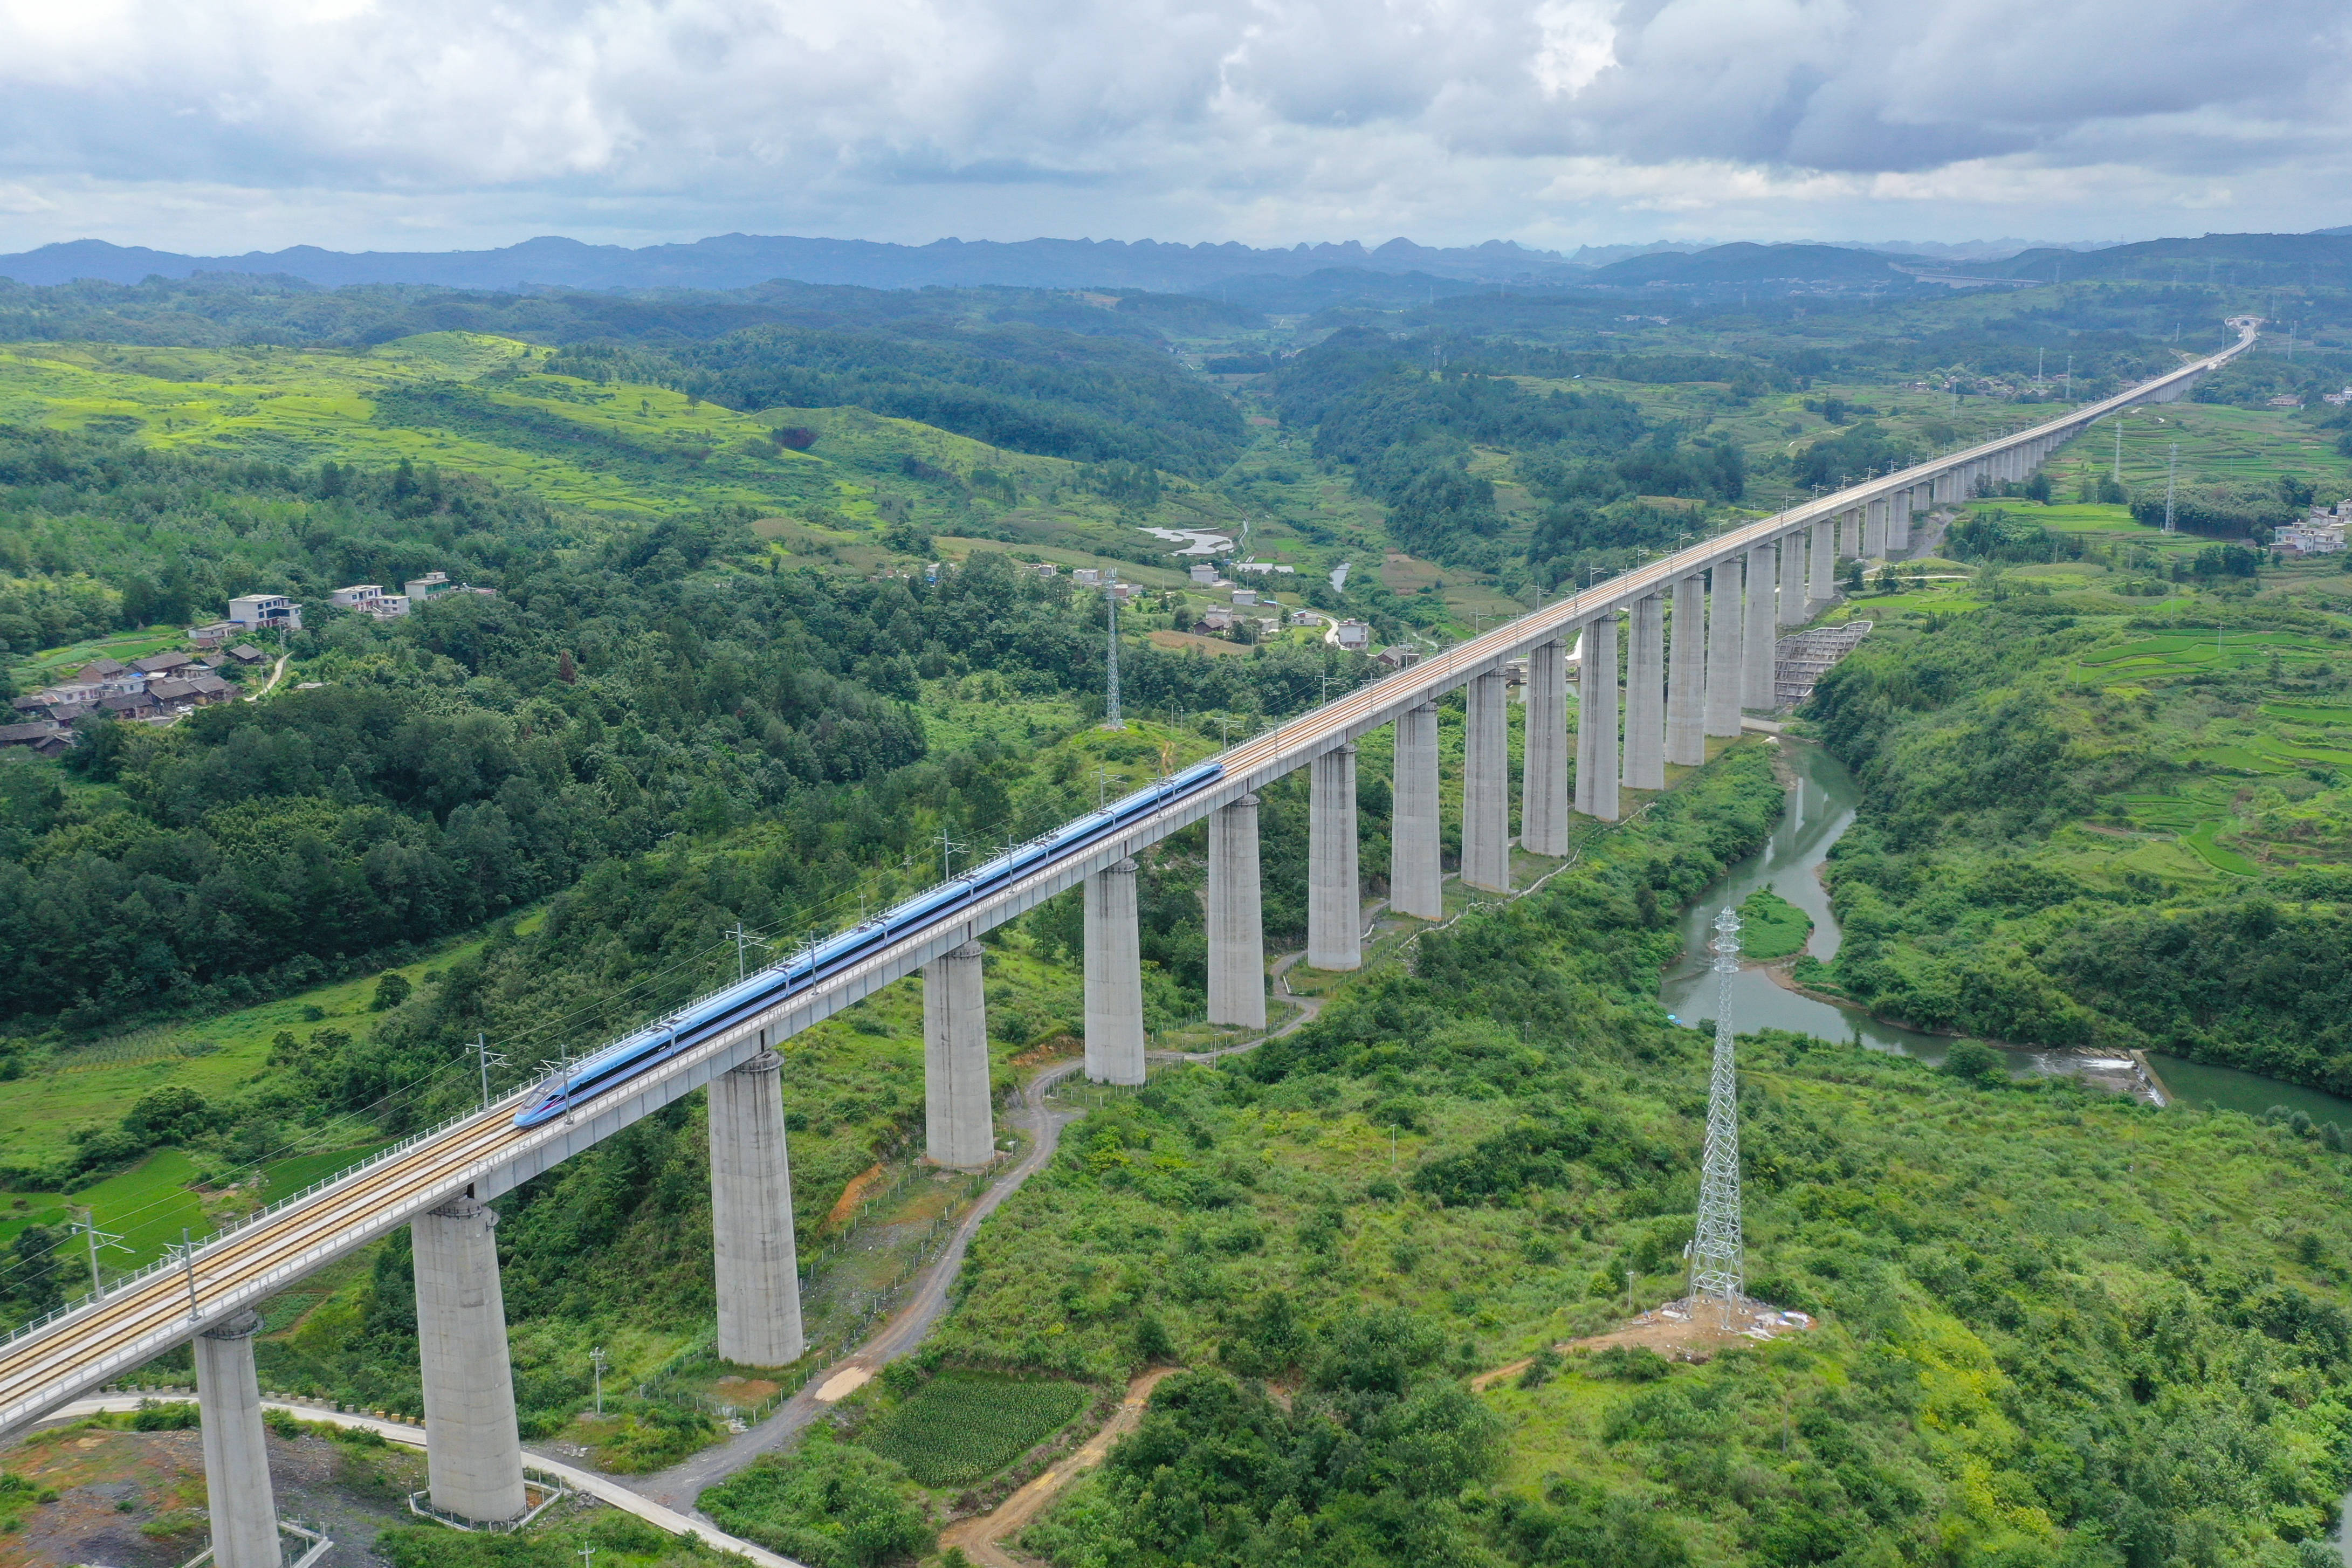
[
  {"left": 12, "top": 262, "right": 2352, "bottom": 1566},
  {"left": 1806, "top": 581, "right": 2352, "bottom": 1089},
  {"left": 1735, "top": 885, "right": 1810, "bottom": 959},
  {"left": 884, "top": 738, "right": 2352, "bottom": 1567},
  {"left": 698, "top": 1426, "right": 934, "bottom": 1568},
  {"left": 859, "top": 1367, "right": 1088, "bottom": 1487},
  {"left": 377, "top": 1505, "right": 744, "bottom": 1568}
]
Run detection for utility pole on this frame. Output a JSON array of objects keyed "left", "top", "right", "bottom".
[
  {"left": 1103, "top": 576, "right": 1123, "bottom": 730},
  {"left": 592, "top": 1347, "right": 608, "bottom": 1416},
  {"left": 465, "top": 1035, "right": 507, "bottom": 1112},
  {"left": 175, "top": 1226, "right": 200, "bottom": 1320},
  {"left": 2163, "top": 443, "right": 2179, "bottom": 535},
  {"left": 1691, "top": 906, "right": 1746, "bottom": 1331},
  {"left": 723, "top": 920, "right": 769, "bottom": 981},
  {"left": 66, "top": 1208, "right": 126, "bottom": 1297},
  {"left": 934, "top": 828, "right": 966, "bottom": 880}
]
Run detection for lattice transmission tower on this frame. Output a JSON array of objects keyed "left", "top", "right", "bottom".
[
  {"left": 1690, "top": 905, "right": 1746, "bottom": 1327},
  {"left": 1104, "top": 575, "right": 1123, "bottom": 729}
]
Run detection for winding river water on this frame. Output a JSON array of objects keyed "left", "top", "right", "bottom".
[{"left": 1658, "top": 738, "right": 2352, "bottom": 1122}]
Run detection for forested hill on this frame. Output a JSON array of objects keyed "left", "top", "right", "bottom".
[
  {"left": 0, "top": 423, "right": 1351, "bottom": 1062},
  {"left": 555, "top": 325, "right": 1244, "bottom": 478}
]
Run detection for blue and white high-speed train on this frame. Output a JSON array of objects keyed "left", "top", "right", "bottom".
[{"left": 515, "top": 760, "right": 1226, "bottom": 1127}]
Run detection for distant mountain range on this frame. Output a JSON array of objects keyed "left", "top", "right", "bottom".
[
  {"left": 1, "top": 228, "right": 2340, "bottom": 298},
  {"left": 1957, "top": 231, "right": 2352, "bottom": 286},
  {"left": 0, "top": 234, "right": 1588, "bottom": 293}
]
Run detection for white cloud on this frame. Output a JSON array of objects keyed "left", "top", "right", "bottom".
[{"left": 0, "top": 0, "right": 2344, "bottom": 251}]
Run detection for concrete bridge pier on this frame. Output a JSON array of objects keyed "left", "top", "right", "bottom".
[
  {"left": 1390, "top": 703, "right": 1443, "bottom": 918},
  {"left": 1740, "top": 547, "right": 1777, "bottom": 710},
  {"left": 709, "top": 1051, "right": 806, "bottom": 1367},
  {"left": 1703, "top": 563, "right": 1744, "bottom": 738},
  {"left": 1777, "top": 533, "right": 1806, "bottom": 624},
  {"left": 1083, "top": 858, "right": 1146, "bottom": 1084},
  {"left": 1622, "top": 594, "right": 1666, "bottom": 792},
  {"left": 1807, "top": 516, "right": 1835, "bottom": 605},
  {"left": 413, "top": 1198, "right": 528, "bottom": 1523},
  {"left": 1462, "top": 670, "right": 1511, "bottom": 891},
  {"left": 1889, "top": 487, "right": 1913, "bottom": 552},
  {"left": 922, "top": 943, "right": 994, "bottom": 1168},
  {"left": 195, "top": 1310, "right": 279, "bottom": 1568},
  {"left": 1575, "top": 612, "right": 1620, "bottom": 821},
  {"left": 1307, "top": 746, "right": 1361, "bottom": 971},
  {"left": 1665, "top": 576, "right": 1706, "bottom": 767},
  {"left": 1865, "top": 497, "right": 1888, "bottom": 558},
  {"left": 1207, "top": 795, "right": 1267, "bottom": 1027},
  {"left": 1521, "top": 639, "right": 1571, "bottom": 855}
]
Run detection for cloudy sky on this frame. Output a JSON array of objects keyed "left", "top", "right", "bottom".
[{"left": 1, "top": 0, "right": 2347, "bottom": 256}]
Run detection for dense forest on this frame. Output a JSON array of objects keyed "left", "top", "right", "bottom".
[{"left": 0, "top": 425, "right": 1372, "bottom": 1065}]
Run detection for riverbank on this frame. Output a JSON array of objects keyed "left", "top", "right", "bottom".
[{"left": 1667, "top": 735, "right": 2351, "bottom": 1118}]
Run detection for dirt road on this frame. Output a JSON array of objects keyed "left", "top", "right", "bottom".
[{"left": 937, "top": 1366, "right": 1182, "bottom": 1568}]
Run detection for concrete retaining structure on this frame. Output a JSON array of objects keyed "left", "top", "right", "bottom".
[
  {"left": 195, "top": 1310, "right": 279, "bottom": 1568},
  {"left": 1390, "top": 703, "right": 1443, "bottom": 918},
  {"left": 1576, "top": 611, "right": 1620, "bottom": 821},
  {"left": 1207, "top": 795, "right": 1267, "bottom": 1026},
  {"left": 710, "top": 1050, "right": 806, "bottom": 1366},
  {"left": 1622, "top": 595, "right": 1666, "bottom": 792},
  {"left": 1083, "top": 858, "right": 1146, "bottom": 1084},
  {"left": 1307, "top": 745, "right": 1361, "bottom": 971},
  {"left": 1521, "top": 639, "right": 1571, "bottom": 856},
  {"left": 1665, "top": 576, "right": 1705, "bottom": 768},
  {"left": 1740, "top": 547, "right": 1777, "bottom": 710},
  {"left": 1703, "top": 563, "right": 1743, "bottom": 738},
  {"left": 412, "top": 1198, "right": 527, "bottom": 1523},
  {"left": 922, "top": 944, "right": 994, "bottom": 1168},
  {"left": 1462, "top": 671, "right": 1510, "bottom": 890}
]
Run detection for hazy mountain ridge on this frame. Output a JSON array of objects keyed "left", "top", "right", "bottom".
[{"left": 2, "top": 230, "right": 2156, "bottom": 296}]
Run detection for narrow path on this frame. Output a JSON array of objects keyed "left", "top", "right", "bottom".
[
  {"left": 245, "top": 651, "right": 291, "bottom": 702},
  {"left": 626, "top": 1058, "right": 1088, "bottom": 1512},
  {"left": 937, "top": 1366, "right": 1182, "bottom": 1568},
  {"left": 39, "top": 1396, "right": 804, "bottom": 1568}
]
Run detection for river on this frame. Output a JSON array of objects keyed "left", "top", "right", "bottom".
[{"left": 1658, "top": 738, "right": 2352, "bottom": 1122}]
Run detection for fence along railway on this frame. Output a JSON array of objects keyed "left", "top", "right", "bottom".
[{"left": 0, "top": 321, "right": 2257, "bottom": 1565}]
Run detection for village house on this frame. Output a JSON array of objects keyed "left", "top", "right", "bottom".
[
  {"left": 0, "top": 721, "right": 74, "bottom": 758},
  {"left": 227, "top": 593, "right": 302, "bottom": 632}
]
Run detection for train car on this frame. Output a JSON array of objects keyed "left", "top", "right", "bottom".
[{"left": 515, "top": 760, "right": 1227, "bottom": 1127}]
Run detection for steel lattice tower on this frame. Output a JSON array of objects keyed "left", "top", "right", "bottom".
[
  {"left": 1104, "top": 576, "right": 1123, "bottom": 729},
  {"left": 1690, "top": 905, "right": 1745, "bottom": 1325}
]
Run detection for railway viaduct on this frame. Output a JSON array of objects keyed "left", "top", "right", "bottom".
[{"left": 0, "top": 322, "right": 2255, "bottom": 1563}]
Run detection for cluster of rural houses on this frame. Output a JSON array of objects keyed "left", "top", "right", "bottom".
[
  {"left": 3, "top": 644, "right": 258, "bottom": 755},
  {"left": 2, "top": 570, "right": 492, "bottom": 758},
  {"left": 2274, "top": 500, "right": 2352, "bottom": 556}
]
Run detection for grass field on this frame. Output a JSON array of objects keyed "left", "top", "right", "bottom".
[
  {"left": 1737, "top": 886, "right": 1812, "bottom": 960},
  {"left": 0, "top": 334, "right": 1385, "bottom": 620},
  {"left": 862, "top": 1370, "right": 1089, "bottom": 1488}
]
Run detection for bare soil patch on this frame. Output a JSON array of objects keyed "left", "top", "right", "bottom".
[{"left": 1474, "top": 1298, "right": 1818, "bottom": 1392}]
